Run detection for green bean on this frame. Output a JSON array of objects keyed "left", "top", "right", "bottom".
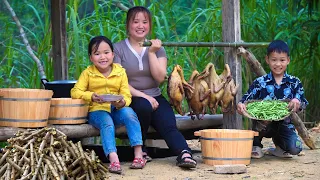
[{"left": 246, "top": 100, "right": 290, "bottom": 120}]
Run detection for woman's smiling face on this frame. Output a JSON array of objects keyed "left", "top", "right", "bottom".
[{"left": 128, "top": 12, "right": 150, "bottom": 41}]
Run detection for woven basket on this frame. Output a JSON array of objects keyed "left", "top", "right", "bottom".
[{"left": 242, "top": 99, "right": 291, "bottom": 121}]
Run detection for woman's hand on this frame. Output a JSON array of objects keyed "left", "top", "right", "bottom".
[
  {"left": 237, "top": 102, "right": 247, "bottom": 115},
  {"left": 144, "top": 95, "right": 159, "bottom": 110},
  {"left": 111, "top": 99, "right": 126, "bottom": 109},
  {"left": 148, "top": 39, "right": 162, "bottom": 53},
  {"left": 288, "top": 98, "right": 301, "bottom": 112}
]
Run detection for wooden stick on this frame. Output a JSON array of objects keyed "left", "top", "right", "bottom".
[
  {"left": 290, "top": 112, "right": 316, "bottom": 149},
  {"left": 237, "top": 47, "right": 266, "bottom": 76}
]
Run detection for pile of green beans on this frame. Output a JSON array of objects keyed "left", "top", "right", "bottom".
[{"left": 246, "top": 100, "right": 290, "bottom": 120}]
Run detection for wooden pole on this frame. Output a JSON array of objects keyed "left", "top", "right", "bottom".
[
  {"left": 51, "top": 0, "right": 68, "bottom": 80},
  {"left": 222, "top": 0, "right": 242, "bottom": 129},
  {"left": 142, "top": 41, "right": 269, "bottom": 47}
]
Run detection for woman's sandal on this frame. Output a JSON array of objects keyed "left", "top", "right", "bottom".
[
  {"left": 108, "top": 162, "right": 122, "bottom": 174},
  {"left": 130, "top": 158, "right": 146, "bottom": 169},
  {"left": 176, "top": 150, "right": 197, "bottom": 169}
]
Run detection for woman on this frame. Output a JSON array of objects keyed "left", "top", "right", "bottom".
[{"left": 114, "top": 6, "right": 197, "bottom": 168}]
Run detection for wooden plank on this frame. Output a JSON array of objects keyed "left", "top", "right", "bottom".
[
  {"left": 0, "top": 114, "right": 223, "bottom": 141},
  {"left": 222, "top": 0, "right": 243, "bottom": 129},
  {"left": 51, "top": 0, "right": 68, "bottom": 80}
]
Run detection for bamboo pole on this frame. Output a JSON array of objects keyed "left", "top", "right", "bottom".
[{"left": 142, "top": 41, "right": 269, "bottom": 47}]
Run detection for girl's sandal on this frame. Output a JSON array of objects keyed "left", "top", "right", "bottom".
[
  {"left": 108, "top": 162, "right": 122, "bottom": 174},
  {"left": 130, "top": 158, "right": 146, "bottom": 169}
]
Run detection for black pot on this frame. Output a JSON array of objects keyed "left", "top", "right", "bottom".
[{"left": 41, "top": 79, "right": 77, "bottom": 98}]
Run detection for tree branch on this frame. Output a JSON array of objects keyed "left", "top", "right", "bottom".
[{"left": 3, "top": 0, "right": 46, "bottom": 79}]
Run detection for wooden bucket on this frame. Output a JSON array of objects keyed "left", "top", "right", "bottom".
[
  {"left": 194, "top": 129, "right": 258, "bottom": 165},
  {"left": 49, "top": 98, "right": 88, "bottom": 124},
  {"left": 0, "top": 88, "right": 53, "bottom": 128}
]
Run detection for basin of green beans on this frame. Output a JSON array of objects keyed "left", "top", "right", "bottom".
[{"left": 246, "top": 100, "right": 290, "bottom": 121}]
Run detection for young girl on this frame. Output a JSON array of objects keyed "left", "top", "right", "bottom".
[
  {"left": 71, "top": 36, "right": 146, "bottom": 174},
  {"left": 114, "top": 6, "right": 197, "bottom": 168}
]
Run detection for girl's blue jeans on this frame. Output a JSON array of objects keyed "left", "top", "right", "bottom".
[
  {"left": 88, "top": 107, "right": 143, "bottom": 156},
  {"left": 253, "top": 120, "right": 303, "bottom": 155}
]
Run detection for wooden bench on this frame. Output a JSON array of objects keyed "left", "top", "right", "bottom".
[{"left": 0, "top": 114, "right": 223, "bottom": 142}]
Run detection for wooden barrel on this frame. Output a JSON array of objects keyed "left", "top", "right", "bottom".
[
  {"left": 194, "top": 129, "right": 258, "bottom": 165},
  {"left": 49, "top": 98, "right": 88, "bottom": 124},
  {"left": 0, "top": 88, "right": 53, "bottom": 128}
]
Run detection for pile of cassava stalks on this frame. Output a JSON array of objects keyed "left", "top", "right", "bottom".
[{"left": 0, "top": 127, "right": 109, "bottom": 180}]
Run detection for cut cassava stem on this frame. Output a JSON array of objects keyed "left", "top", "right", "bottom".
[
  {"left": 6, "top": 158, "right": 23, "bottom": 173},
  {"left": 77, "top": 141, "right": 88, "bottom": 171},
  {"left": 55, "top": 151, "right": 68, "bottom": 176},
  {"left": 38, "top": 132, "right": 51, "bottom": 154},
  {"left": 18, "top": 149, "right": 29, "bottom": 166},
  {"left": 49, "top": 148, "right": 63, "bottom": 173},
  {"left": 0, "top": 150, "right": 10, "bottom": 165},
  {"left": 31, "top": 154, "right": 44, "bottom": 180},
  {"left": 42, "top": 164, "right": 48, "bottom": 180},
  {"left": 44, "top": 158, "right": 59, "bottom": 180},
  {"left": 0, "top": 163, "right": 8, "bottom": 176},
  {"left": 59, "top": 137, "right": 77, "bottom": 159},
  {"left": 68, "top": 157, "right": 82, "bottom": 170},
  {"left": 30, "top": 142, "right": 35, "bottom": 173}
]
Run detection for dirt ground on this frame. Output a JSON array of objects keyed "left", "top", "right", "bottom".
[{"left": 108, "top": 131, "right": 320, "bottom": 180}]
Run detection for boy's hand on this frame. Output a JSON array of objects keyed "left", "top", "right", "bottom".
[
  {"left": 237, "top": 102, "right": 247, "bottom": 115},
  {"left": 111, "top": 99, "right": 126, "bottom": 109},
  {"left": 288, "top": 98, "right": 300, "bottom": 112}
]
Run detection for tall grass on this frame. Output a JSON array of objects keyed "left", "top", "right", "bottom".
[{"left": 1, "top": 0, "right": 319, "bottom": 123}]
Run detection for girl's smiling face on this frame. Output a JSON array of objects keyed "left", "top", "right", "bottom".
[
  {"left": 128, "top": 12, "right": 150, "bottom": 41},
  {"left": 266, "top": 52, "right": 290, "bottom": 77},
  {"left": 90, "top": 41, "right": 114, "bottom": 73}
]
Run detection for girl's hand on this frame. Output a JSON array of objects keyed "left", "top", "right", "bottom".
[
  {"left": 288, "top": 98, "right": 301, "bottom": 112},
  {"left": 148, "top": 39, "right": 162, "bottom": 53},
  {"left": 111, "top": 99, "right": 126, "bottom": 109},
  {"left": 145, "top": 95, "right": 159, "bottom": 110},
  {"left": 237, "top": 102, "right": 247, "bottom": 115},
  {"left": 92, "top": 93, "right": 103, "bottom": 103}
]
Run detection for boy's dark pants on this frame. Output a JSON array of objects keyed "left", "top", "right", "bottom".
[
  {"left": 130, "top": 95, "right": 191, "bottom": 155},
  {"left": 253, "top": 120, "right": 303, "bottom": 155}
]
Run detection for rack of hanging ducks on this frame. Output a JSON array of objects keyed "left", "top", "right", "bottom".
[{"left": 142, "top": 41, "right": 269, "bottom": 121}]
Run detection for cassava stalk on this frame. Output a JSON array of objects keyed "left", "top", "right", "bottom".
[
  {"left": 42, "top": 164, "right": 48, "bottom": 180},
  {"left": 0, "top": 163, "right": 8, "bottom": 176},
  {"left": 49, "top": 148, "right": 63, "bottom": 173},
  {"left": 55, "top": 152, "right": 68, "bottom": 176},
  {"left": 0, "top": 150, "right": 10, "bottom": 165},
  {"left": 6, "top": 158, "right": 23, "bottom": 173},
  {"left": 31, "top": 154, "right": 44, "bottom": 180},
  {"left": 77, "top": 141, "right": 88, "bottom": 171},
  {"left": 44, "top": 159, "right": 59, "bottom": 180},
  {"left": 30, "top": 142, "right": 35, "bottom": 173}
]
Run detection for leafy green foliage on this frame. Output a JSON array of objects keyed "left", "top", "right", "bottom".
[{"left": 1, "top": 0, "right": 319, "bottom": 123}]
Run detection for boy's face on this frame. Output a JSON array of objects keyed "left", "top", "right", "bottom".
[{"left": 265, "top": 52, "right": 290, "bottom": 77}]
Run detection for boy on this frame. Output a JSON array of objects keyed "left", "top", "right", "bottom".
[{"left": 237, "top": 40, "right": 308, "bottom": 158}]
